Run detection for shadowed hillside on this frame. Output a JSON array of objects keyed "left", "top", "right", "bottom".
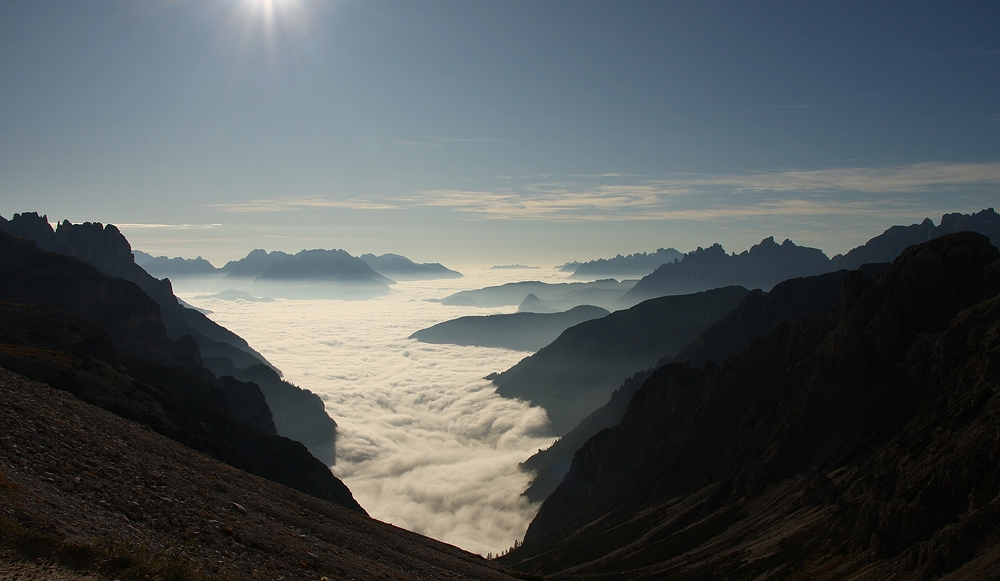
[
  {"left": 501, "top": 232, "right": 1000, "bottom": 580},
  {"left": 491, "top": 285, "right": 748, "bottom": 435},
  {"left": 0, "top": 213, "right": 339, "bottom": 465}
]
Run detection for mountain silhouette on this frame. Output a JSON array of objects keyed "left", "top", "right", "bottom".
[
  {"left": 360, "top": 252, "right": 462, "bottom": 280},
  {"left": 569, "top": 247, "right": 683, "bottom": 279},
  {"left": 491, "top": 285, "right": 748, "bottom": 435},
  {"left": 623, "top": 236, "right": 831, "bottom": 304},
  {"left": 502, "top": 232, "right": 1000, "bottom": 580},
  {"left": 0, "top": 229, "right": 361, "bottom": 512},
  {"left": 0, "top": 212, "right": 340, "bottom": 466},
  {"left": 519, "top": 266, "right": 889, "bottom": 503},
  {"left": 440, "top": 279, "right": 636, "bottom": 311},
  {"left": 133, "top": 249, "right": 220, "bottom": 277},
  {"left": 410, "top": 305, "right": 609, "bottom": 352}
]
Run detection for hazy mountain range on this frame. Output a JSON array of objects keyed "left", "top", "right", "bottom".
[
  {"left": 134, "top": 247, "right": 463, "bottom": 290},
  {"left": 567, "top": 247, "right": 683, "bottom": 279}
]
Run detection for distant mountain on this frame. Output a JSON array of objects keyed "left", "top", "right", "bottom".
[
  {"left": 360, "top": 253, "right": 462, "bottom": 280},
  {"left": 410, "top": 305, "right": 610, "bottom": 352},
  {"left": 133, "top": 249, "right": 220, "bottom": 277},
  {"left": 0, "top": 229, "right": 360, "bottom": 511},
  {"left": 0, "top": 212, "right": 340, "bottom": 466},
  {"left": 569, "top": 247, "right": 683, "bottom": 279},
  {"left": 219, "top": 248, "right": 294, "bottom": 280},
  {"left": 519, "top": 267, "right": 887, "bottom": 503},
  {"left": 194, "top": 289, "right": 274, "bottom": 302},
  {"left": 830, "top": 207, "right": 1000, "bottom": 270},
  {"left": 622, "top": 236, "right": 831, "bottom": 304},
  {"left": 440, "top": 279, "right": 636, "bottom": 311},
  {"left": 556, "top": 261, "right": 580, "bottom": 272},
  {"left": 491, "top": 264, "right": 539, "bottom": 270},
  {"left": 491, "top": 285, "right": 748, "bottom": 435},
  {"left": 517, "top": 293, "right": 559, "bottom": 313},
  {"left": 502, "top": 232, "right": 1000, "bottom": 580},
  {"left": 250, "top": 248, "right": 393, "bottom": 299}
]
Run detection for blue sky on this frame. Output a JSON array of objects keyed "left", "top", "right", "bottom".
[{"left": 1, "top": 0, "right": 998, "bottom": 266}]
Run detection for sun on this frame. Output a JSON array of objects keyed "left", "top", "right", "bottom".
[{"left": 244, "top": 0, "right": 302, "bottom": 25}]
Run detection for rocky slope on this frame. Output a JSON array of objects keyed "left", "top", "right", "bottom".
[
  {"left": 411, "top": 305, "right": 609, "bottom": 352},
  {"left": 501, "top": 232, "right": 1000, "bottom": 580},
  {"left": 0, "top": 300, "right": 361, "bottom": 512},
  {"left": 0, "top": 228, "right": 358, "bottom": 510},
  {"left": 491, "top": 285, "right": 748, "bottom": 435},
  {"left": 0, "top": 367, "right": 517, "bottom": 581}
]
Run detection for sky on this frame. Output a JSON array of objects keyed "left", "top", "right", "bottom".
[{"left": 1, "top": 0, "right": 999, "bottom": 267}]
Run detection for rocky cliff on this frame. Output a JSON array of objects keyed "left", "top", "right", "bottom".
[{"left": 501, "top": 232, "right": 1000, "bottom": 580}]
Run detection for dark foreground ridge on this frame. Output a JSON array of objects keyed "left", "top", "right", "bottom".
[
  {"left": 501, "top": 232, "right": 1000, "bottom": 579},
  {"left": 0, "top": 367, "right": 517, "bottom": 581}
]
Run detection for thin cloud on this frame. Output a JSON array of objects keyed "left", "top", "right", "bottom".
[
  {"left": 115, "top": 223, "right": 224, "bottom": 230},
  {"left": 210, "top": 196, "right": 400, "bottom": 213},
  {"left": 408, "top": 161, "right": 1000, "bottom": 221}
]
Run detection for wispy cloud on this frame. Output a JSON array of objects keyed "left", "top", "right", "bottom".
[
  {"left": 210, "top": 196, "right": 400, "bottom": 213},
  {"left": 204, "top": 161, "right": 1000, "bottom": 222},
  {"left": 406, "top": 161, "right": 1000, "bottom": 221},
  {"left": 114, "top": 223, "right": 223, "bottom": 230}
]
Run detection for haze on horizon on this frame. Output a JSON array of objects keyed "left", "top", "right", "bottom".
[{"left": 1, "top": 1, "right": 998, "bottom": 266}]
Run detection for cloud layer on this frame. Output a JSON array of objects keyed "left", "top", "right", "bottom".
[{"left": 183, "top": 271, "right": 565, "bottom": 555}]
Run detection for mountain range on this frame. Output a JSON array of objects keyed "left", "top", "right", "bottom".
[
  {"left": 499, "top": 232, "right": 1000, "bottom": 580},
  {"left": 568, "top": 247, "right": 683, "bottom": 279},
  {"left": 135, "top": 246, "right": 463, "bottom": 284}
]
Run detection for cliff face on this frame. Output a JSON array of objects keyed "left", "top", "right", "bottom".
[{"left": 502, "top": 233, "right": 1000, "bottom": 580}]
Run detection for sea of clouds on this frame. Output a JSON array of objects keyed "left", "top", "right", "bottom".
[{"left": 181, "top": 268, "right": 565, "bottom": 556}]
